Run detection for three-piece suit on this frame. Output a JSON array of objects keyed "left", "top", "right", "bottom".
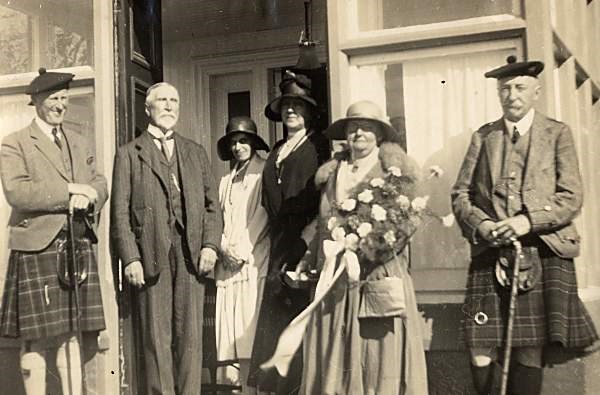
[{"left": 111, "top": 131, "right": 222, "bottom": 395}]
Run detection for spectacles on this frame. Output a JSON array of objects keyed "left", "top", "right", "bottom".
[{"left": 345, "top": 120, "right": 378, "bottom": 134}]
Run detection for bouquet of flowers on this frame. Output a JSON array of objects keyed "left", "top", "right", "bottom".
[{"left": 327, "top": 165, "right": 449, "bottom": 265}]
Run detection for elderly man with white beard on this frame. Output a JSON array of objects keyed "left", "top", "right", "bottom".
[{"left": 111, "top": 82, "right": 223, "bottom": 395}]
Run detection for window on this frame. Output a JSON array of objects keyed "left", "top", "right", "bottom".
[{"left": 356, "top": 0, "right": 521, "bottom": 32}]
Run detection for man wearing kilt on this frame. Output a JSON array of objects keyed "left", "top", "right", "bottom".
[
  {"left": 452, "top": 56, "right": 598, "bottom": 395},
  {"left": 0, "top": 68, "right": 108, "bottom": 394}
]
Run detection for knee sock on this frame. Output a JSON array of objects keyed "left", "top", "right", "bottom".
[
  {"left": 507, "top": 363, "right": 543, "bottom": 395},
  {"left": 470, "top": 363, "right": 494, "bottom": 395},
  {"left": 57, "top": 335, "right": 82, "bottom": 395},
  {"left": 20, "top": 344, "right": 47, "bottom": 395}
]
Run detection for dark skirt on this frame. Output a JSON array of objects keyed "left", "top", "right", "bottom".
[
  {"left": 248, "top": 220, "right": 310, "bottom": 393},
  {"left": 462, "top": 244, "right": 598, "bottom": 349},
  {"left": 0, "top": 236, "right": 106, "bottom": 340}
]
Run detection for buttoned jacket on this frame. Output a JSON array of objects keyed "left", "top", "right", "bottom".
[
  {"left": 451, "top": 111, "right": 583, "bottom": 258},
  {"left": 0, "top": 120, "right": 108, "bottom": 251},
  {"left": 110, "top": 132, "right": 223, "bottom": 278}
]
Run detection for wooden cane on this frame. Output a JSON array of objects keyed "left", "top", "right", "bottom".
[
  {"left": 499, "top": 239, "right": 522, "bottom": 395},
  {"left": 68, "top": 211, "right": 87, "bottom": 394}
]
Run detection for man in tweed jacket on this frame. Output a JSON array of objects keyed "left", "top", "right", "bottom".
[
  {"left": 111, "top": 82, "right": 223, "bottom": 395},
  {"left": 452, "top": 57, "right": 598, "bottom": 395},
  {"left": 0, "top": 68, "right": 108, "bottom": 395}
]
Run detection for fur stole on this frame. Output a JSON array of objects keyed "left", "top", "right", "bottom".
[{"left": 314, "top": 142, "right": 420, "bottom": 188}]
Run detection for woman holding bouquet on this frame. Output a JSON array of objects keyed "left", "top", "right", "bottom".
[{"left": 297, "top": 101, "right": 428, "bottom": 394}]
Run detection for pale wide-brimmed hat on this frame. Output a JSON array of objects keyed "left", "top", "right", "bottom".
[{"left": 325, "top": 100, "right": 400, "bottom": 143}]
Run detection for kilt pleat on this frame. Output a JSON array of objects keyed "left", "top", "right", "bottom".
[
  {"left": 462, "top": 244, "right": 598, "bottom": 349},
  {"left": 0, "top": 237, "right": 105, "bottom": 340}
]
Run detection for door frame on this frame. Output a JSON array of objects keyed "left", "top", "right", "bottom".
[{"left": 192, "top": 46, "right": 328, "bottom": 161}]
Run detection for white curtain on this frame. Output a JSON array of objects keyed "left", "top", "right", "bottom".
[
  {"left": 0, "top": 95, "right": 34, "bottom": 305},
  {"left": 400, "top": 49, "right": 510, "bottom": 276}
]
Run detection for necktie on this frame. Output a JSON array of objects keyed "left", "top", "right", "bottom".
[
  {"left": 511, "top": 126, "right": 520, "bottom": 144},
  {"left": 51, "top": 127, "right": 62, "bottom": 150},
  {"left": 156, "top": 135, "right": 173, "bottom": 160}
]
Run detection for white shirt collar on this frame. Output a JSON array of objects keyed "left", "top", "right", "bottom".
[
  {"left": 504, "top": 108, "right": 535, "bottom": 137},
  {"left": 147, "top": 123, "right": 174, "bottom": 139},
  {"left": 34, "top": 117, "right": 59, "bottom": 140}
]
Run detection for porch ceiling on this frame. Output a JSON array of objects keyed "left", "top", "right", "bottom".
[{"left": 162, "top": 0, "right": 326, "bottom": 42}]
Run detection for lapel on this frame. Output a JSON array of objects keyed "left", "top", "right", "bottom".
[
  {"left": 484, "top": 118, "right": 506, "bottom": 187},
  {"left": 29, "top": 121, "right": 69, "bottom": 181},
  {"left": 174, "top": 132, "right": 191, "bottom": 198},
  {"left": 523, "top": 112, "right": 551, "bottom": 187},
  {"left": 136, "top": 132, "right": 169, "bottom": 190},
  {"left": 62, "top": 128, "right": 81, "bottom": 182}
]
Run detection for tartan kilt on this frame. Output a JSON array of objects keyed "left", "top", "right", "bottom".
[
  {"left": 0, "top": 235, "right": 106, "bottom": 340},
  {"left": 462, "top": 243, "right": 598, "bottom": 349}
]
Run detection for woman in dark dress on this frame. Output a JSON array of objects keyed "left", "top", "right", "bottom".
[{"left": 248, "top": 70, "right": 330, "bottom": 394}]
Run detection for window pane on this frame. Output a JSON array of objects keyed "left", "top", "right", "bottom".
[
  {"left": 0, "top": 1, "right": 93, "bottom": 76},
  {"left": 357, "top": 0, "right": 521, "bottom": 32},
  {"left": 0, "top": 6, "right": 32, "bottom": 74},
  {"left": 354, "top": 48, "right": 512, "bottom": 275}
]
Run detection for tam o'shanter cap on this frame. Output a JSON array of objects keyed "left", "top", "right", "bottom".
[
  {"left": 26, "top": 67, "right": 74, "bottom": 97},
  {"left": 484, "top": 55, "right": 544, "bottom": 79}
]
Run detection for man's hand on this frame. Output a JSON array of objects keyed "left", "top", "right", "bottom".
[
  {"left": 68, "top": 183, "right": 99, "bottom": 204},
  {"left": 69, "top": 194, "right": 91, "bottom": 214},
  {"left": 198, "top": 247, "right": 217, "bottom": 275},
  {"left": 125, "top": 260, "right": 145, "bottom": 288},
  {"left": 477, "top": 220, "right": 498, "bottom": 243},
  {"left": 494, "top": 215, "right": 532, "bottom": 245}
]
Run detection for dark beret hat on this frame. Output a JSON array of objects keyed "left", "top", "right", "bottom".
[
  {"left": 484, "top": 56, "right": 544, "bottom": 79},
  {"left": 25, "top": 67, "right": 74, "bottom": 96}
]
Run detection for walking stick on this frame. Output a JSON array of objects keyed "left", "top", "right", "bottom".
[
  {"left": 499, "top": 239, "right": 523, "bottom": 395},
  {"left": 68, "top": 211, "right": 87, "bottom": 394}
]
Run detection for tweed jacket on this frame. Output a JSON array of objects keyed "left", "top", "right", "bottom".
[
  {"left": 110, "top": 132, "right": 223, "bottom": 278},
  {"left": 451, "top": 111, "right": 583, "bottom": 258},
  {"left": 0, "top": 120, "right": 108, "bottom": 251}
]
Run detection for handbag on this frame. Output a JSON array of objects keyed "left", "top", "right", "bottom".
[{"left": 358, "top": 276, "right": 406, "bottom": 319}]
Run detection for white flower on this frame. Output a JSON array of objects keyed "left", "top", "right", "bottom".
[
  {"left": 396, "top": 195, "right": 410, "bottom": 209},
  {"left": 344, "top": 233, "right": 359, "bottom": 251},
  {"left": 383, "top": 230, "right": 396, "bottom": 245},
  {"left": 340, "top": 198, "right": 357, "bottom": 211},
  {"left": 411, "top": 196, "right": 429, "bottom": 212},
  {"left": 357, "top": 189, "right": 374, "bottom": 203},
  {"left": 371, "top": 204, "right": 387, "bottom": 221},
  {"left": 388, "top": 166, "right": 402, "bottom": 177},
  {"left": 370, "top": 177, "right": 385, "bottom": 188},
  {"left": 428, "top": 165, "right": 444, "bottom": 178},
  {"left": 331, "top": 226, "right": 346, "bottom": 242},
  {"left": 441, "top": 213, "right": 455, "bottom": 228},
  {"left": 357, "top": 222, "right": 373, "bottom": 238},
  {"left": 327, "top": 217, "right": 339, "bottom": 231}
]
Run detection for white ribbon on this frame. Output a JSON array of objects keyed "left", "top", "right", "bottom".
[{"left": 261, "top": 239, "right": 360, "bottom": 376}]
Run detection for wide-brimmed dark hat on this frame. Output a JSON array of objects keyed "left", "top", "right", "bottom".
[
  {"left": 217, "top": 116, "right": 269, "bottom": 161},
  {"left": 325, "top": 100, "right": 400, "bottom": 143},
  {"left": 264, "top": 70, "right": 318, "bottom": 122},
  {"left": 26, "top": 67, "right": 74, "bottom": 105},
  {"left": 485, "top": 55, "right": 544, "bottom": 79}
]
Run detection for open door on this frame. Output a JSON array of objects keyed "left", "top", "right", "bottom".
[{"left": 114, "top": 1, "right": 162, "bottom": 394}]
